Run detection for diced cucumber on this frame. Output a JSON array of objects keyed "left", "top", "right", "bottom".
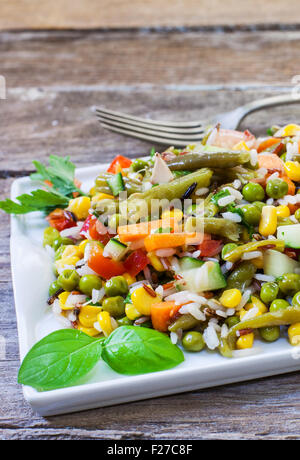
[
  {"left": 107, "top": 172, "right": 125, "bottom": 196},
  {"left": 103, "top": 238, "right": 128, "bottom": 261},
  {"left": 179, "top": 257, "right": 204, "bottom": 271},
  {"left": 277, "top": 224, "right": 300, "bottom": 249},
  {"left": 181, "top": 261, "right": 226, "bottom": 292},
  {"left": 263, "top": 249, "right": 299, "bottom": 278}
]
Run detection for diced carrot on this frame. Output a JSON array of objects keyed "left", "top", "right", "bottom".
[
  {"left": 144, "top": 232, "right": 196, "bottom": 252},
  {"left": 257, "top": 138, "right": 280, "bottom": 153},
  {"left": 282, "top": 175, "right": 296, "bottom": 195},
  {"left": 151, "top": 301, "right": 181, "bottom": 332},
  {"left": 257, "top": 153, "right": 285, "bottom": 173},
  {"left": 118, "top": 218, "right": 178, "bottom": 243}
]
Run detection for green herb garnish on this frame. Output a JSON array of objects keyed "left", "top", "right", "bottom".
[{"left": 18, "top": 326, "right": 184, "bottom": 391}]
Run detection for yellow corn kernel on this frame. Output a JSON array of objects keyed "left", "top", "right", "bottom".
[
  {"left": 147, "top": 252, "right": 165, "bottom": 272},
  {"left": 68, "top": 196, "right": 91, "bottom": 220},
  {"left": 236, "top": 332, "right": 254, "bottom": 350},
  {"left": 58, "top": 291, "right": 74, "bottom": 311},
  {"left": 232, "top": 141, "right": 250, "bottom": 151},
  {"left": 288, "top": 322, "right": 300, "bottom": 346},
  {"left": 276, "top": 205, "right": 290, "bottom": 218},
  {"left": 252, "top": 256, "right": 264, "bottom": 269},
  {"left": 55, "top": 256, "right": 80, "bottom": 272},
  {"left": 259, "top": 205, "right": 277, "bottom": 237},
  {"left": 275, "top": 124, "right": 300, "bottom": 137},
  {"left": 251, "top": 296, "right": 268, "bottom": 314},
  {"left": 61, "top": 245, "right": 82, "bottom": 259},
  {"left": 219, "top": 289, "right": 242, "bottom": 308},
  {"left": 122, "top": 272, "right": 136, "bottom": 286},
  {"left": 78, "top": 239, "right": 89, "bottom": 255},
  {"left": 131, "top": 286, "right": 162, "bottom": 316},
  {"left": 161, "top": 208, "right": 183, "bottom": 222},
  {"left": 89, "top": 186, "right": 96, "bottom": 196},
  {"left": 125, "top": 303, "right": 141, "bottom": 320},
  {"left": 284, "top": 161, "right": 300, "bottom": 182},
  {"left": 77, "top": 322, "right": 100, "bottom": 337},
  {"left": 239, "top": 308, "right": 247, "bottom": 320},
  {"left": 79, "top": 305, "right": 102, "bottom": 328},
  {"left": 97, "top": 311, "right": 114, "bottom": 337},
  {"left": 91, "top": 193, "right": 114, "bottom": 204}
]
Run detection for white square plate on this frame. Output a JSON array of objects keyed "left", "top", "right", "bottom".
[{"left": 10, "top": 163, "right": 300, "bottom": 416}]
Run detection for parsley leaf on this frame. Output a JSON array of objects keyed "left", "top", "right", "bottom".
[
  {"left": 0, "top": 190, "right": 69, "bottom": 214},
  {"left": 31, "top": 155, "right": 82, "bottom": 198},
  {"left": 211, "top": 189, "right": 230, "bottom": 206}
]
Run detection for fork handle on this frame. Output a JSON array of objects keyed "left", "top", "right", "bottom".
[{"left": 240, "top": 93, "right": 300, "bottom": 119}]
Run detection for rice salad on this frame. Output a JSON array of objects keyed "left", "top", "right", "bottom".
[{"left": 3, "top": 123, "right": 300, "bottom": 389}]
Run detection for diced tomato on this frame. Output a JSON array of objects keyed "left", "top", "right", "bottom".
[
  {"left": 107, "top": 155, "right": 132, "bottom": 174},
  {"left": 46, "top": 208, "right": 76, "bottom": 232},
  {"left": 89, "top": 218, "right": 111, "bottom": 245},
  {"left": 87, "top": 242, "right": 125, "bottom": 279},
  {"left": 123, "top": 249, "right": 149, "bottom": 277},
  {"left": 197, "top": 239, "right": 222, "bottom": 257}
]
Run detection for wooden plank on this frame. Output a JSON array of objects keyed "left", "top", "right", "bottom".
[
  {"left": 1, "top": 30, "right": 300, "bottom": 88},
  {"left": 1, "top": 87, "right": 300, "bottom": 171},
  {"left": 0, "top": 0, "right": 299, "bottom": 30}
]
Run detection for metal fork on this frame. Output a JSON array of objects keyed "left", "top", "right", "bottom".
[{"left": 96, "top": 94, "right": 300, "bottom": 146}]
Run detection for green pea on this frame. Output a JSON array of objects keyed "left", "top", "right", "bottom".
[
  {"left": 221, "top": 243, "right": 238, "bottom": 260},
  {"left": 58, "top": 269, "right": 80, "bottom": 291},
  {"left": 266, "top": 178, "right": 288, "bottom": 199},
  {"left": 292, "top": 291, "right": 300, "bottom": 307},
  {"left": 104, "top": 276, "right": 129, "bottom": 297},
  {"left": 225, "top": 316, "right": 240, "bottom": 329},
  {"left": 294, "top": 209, "right": 300, "bottom": 222},
  {"left": 79, "top": 275, "right": 102, "bottom": 297},
  {"left": 240, "top": 204, "right": 261, "bottom": 225},
  {"left": 278, "top": 273, "right": 300, "bottom": 296},
  {"left": 259, "top": 326, "right": 280, "bottom": 342},
  {"left": 182, "top": 331, "right": 205, "bottom": 352},
  {"left": 130, "top": 159, "right": 149, "bottom": 172},
  {"left": 52, "top": 238, "right": 62, "bottom": 251},
  {"left": 108, "top": 213, "right": 127, "bottom": 230},
  {"left": 43, "top": 227, "right": 60, "bottom": 248},
  {"left": 269, "top": 299, "right": 290, "bottom": 312},
  {"left": 260, "top": 282, "right": 279, "bottom": 304},
  {"left": 117, "top": 316, "right": 133, "bottom": 326},
  {"left": 242, "top": 182, "right": 265, "bottom": 202},
  {"left": 253, "top": 201, "right": 265, "bottom": 211},
  {"left": 102, "top": 296, "right": 125, "bottom": 318},
  {"left": 48, "top": 280, "right": 62, "bottom": 296}
]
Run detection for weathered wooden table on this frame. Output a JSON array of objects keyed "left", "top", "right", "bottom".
[{"left": 1, "top": 26, "right": 300, "bottom": 439}]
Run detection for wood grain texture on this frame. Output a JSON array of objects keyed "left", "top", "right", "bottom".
[
  {"left": 1, "top": 30, "right": 300, "bottom": 88},
  {"left": 0, "top": 0, "right": 299, "bottom": 30},
  {"left": 0, "top": 29, "right": 300, "bottom": 440}
]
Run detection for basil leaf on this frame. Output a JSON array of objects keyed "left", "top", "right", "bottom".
[
  {"left": 18, "top": 329, "right": 104, "bottom": 391},
  {"left": 101, "top": 326, "right": 184, "bottom": 375}
]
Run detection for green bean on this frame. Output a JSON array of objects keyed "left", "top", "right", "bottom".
[
  {"left": 122, "top": 168, "right": 213, "bottom": 221},
  {"left": 278, "top": 273, "right": 300, "bottom": 296},
  {"left": 218, "top": 335, "right": 233, "bottom": 358},
  {"left": 185, "top": 216, "right": 241, "bottom": 242},
  {"left": 95, "top": 173, "right": 143, "bottom": 196},
  {"left": 168, "top": 314, "right": 201, "bottom": 332},
  {"left": 166, "top": 152, "right": 251, "bottom": 171},
  {"left": 227, "top": 306, "right": 300, "bottom": 349},
  {"left": 222, "top": 239, "right": 285, "bottom": 263},
  {"left": 49, "top": 280, "right": 62, "bottom": 296},
  {"left": 226, "top": 262, "right": 257, "bottom": 290}
]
